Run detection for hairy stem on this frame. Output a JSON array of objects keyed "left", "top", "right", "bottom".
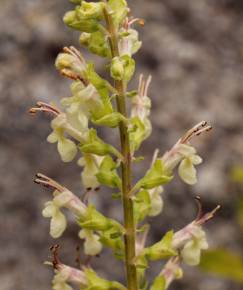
[{"left": 103, "top": 7, "right": 138, "bottom": 290}]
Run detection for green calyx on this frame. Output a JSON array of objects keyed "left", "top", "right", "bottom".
[
  {"left": 110, "top": 55, "right": 135, "bottom": 82},
  {"left": 139, "top": 159, "right": 173, "bottom": 189},
  {"left": 143, "top": 231, "right": 177, "bottom": 261},
  {"left": 96, "top": 156, "right": 122, "bottom": 189}
]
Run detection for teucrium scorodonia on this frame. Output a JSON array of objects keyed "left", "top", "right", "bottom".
[{"left": 29, "top": 1, "right": 220, "bottom": 290}]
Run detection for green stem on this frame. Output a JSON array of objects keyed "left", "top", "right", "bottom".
[{"left": 103, "top": 7, "right": 138, "bottom": 290}]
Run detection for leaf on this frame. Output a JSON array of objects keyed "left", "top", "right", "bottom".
[{"left": 200, "top": 249, "right": 243, "bottom": 283}]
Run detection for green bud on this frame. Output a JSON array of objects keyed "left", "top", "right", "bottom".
[
  {"left": 86, "top": 31, "right": 111, "bottom": 58},
  {"left": 77, "top": 1, "right": 105, "bottom": 20},
  {"left": 79, "top": 32, "right": 91, "bottom": 46},
  {"left": 111, "top": 57, "right": 124, "bottom": 81},
  {"left": 110, "top": 55, "right": 135, "bottom": 81},
  {"left": 108, "top": 0, "right": 129, "bottom": 26},
  {"left": 122, "top": 55, "right": 135, "bottom": 81},
  {"left": 55, "top": 52, "right": 86, "bottom": 76},
  {"left": 63, "top": 10, "right": 99, "bottom": 32}
]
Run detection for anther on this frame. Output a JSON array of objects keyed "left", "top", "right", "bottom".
[{"left": 34, "top": 173, "right": 64, "bottom": 192}]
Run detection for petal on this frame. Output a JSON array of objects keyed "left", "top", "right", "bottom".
[
  {"left": 50, "top": 210, "right": 67, "bottom": 238},
  {"left": 53, "top": 190, "right": 72, "bottom": 208},
  {"left": 177, "top": 144, "right": 196, "bottom": 157},
  {"left": 47, "top": 132, "right": 58, "bottom": 144},
  {"left": 58, "top": 138, "right": 77, "bottom": 162},
  {"left": 42, "top": 201, "right": 55, "bottom": 218},
  {"left": 191, "top": 154, "right": 203, "bottom": 165},
  {"left": 181, "top": 241, "right": 201, "bottom": 266},
  {"left": 178, "top": 158, "right": 197, "bottom": 185}
]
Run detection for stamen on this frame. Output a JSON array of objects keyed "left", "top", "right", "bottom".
[
  {"left": 196, "top": 205, "right": 221, "bottom": 226},
  {"left": 144, "top": 75, "right": 152, "bottom": 97},
  {"left": 128, "top": 18, "right": 145, "bottom": 27},
  {"left": 180, "top": 121, "right": 212, "bottom": 143},
  {"left": 34, "top": 173, "right": 65, "bottom": 192},
  {"left": 29, "top": 102, "right": 61, "bottom": 116}
]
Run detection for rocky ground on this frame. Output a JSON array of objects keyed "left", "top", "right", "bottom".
[{"left": 0, "top": 0, "right": 243, "bottom": 290}]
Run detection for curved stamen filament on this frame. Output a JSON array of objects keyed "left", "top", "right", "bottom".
[
  {"left": 180, "top": 121, "right": 212, "bottom": 144},
  {"left": 34, "top": 173, "right": 65, "bottom": 192},
  {"left": 29, "top": 102, "right": 61, "bottom": 116}
]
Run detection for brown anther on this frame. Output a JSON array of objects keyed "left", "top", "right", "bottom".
[
  {"left": 50, "top": 244, "right": 61, "bottom": 269},
  {"left": 181, "top": 121, "right": 212, "bottom": 143},
  {"left": 29, "top": 102, "right": 60, "bottom": 117},
  {"left": 75, "top": 245, "right": 82, "bottom": 269},
  {"left": 34, "top": 173, "right": 64, "bottom": 192}
]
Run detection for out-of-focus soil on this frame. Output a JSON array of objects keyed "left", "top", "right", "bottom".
[{"left": 0, "top": 0, "right": 243, "bottom": 290}]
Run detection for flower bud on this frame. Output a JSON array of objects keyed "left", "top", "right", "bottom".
[
  {"left": 110, "top": 57, "right": 124, "bottom": 81},
  {"left": 77, "top": 1, "right": 105, "bottom": 20},
  {"left": 55, "top": 52, "right": 86, "bottom": 77},
  {"left": 63, "top": 11, "right": 99, "bottom": 32},
  {"left": 79, "top": 32, "right": 91, "bottom": 46}
]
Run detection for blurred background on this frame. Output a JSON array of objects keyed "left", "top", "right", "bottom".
[{"left": 1, "top": 0, "right": 243, "bottom": 289}]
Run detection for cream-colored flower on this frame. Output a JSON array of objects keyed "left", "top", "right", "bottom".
[
  {"left": 42, "top": 201, "right": 67, "bottom": 239},
  {"left": 47, "top": 114, "right": 78, "bottom": 162},
  {"left": 177, "top": 144, "right": 202, "bottom": 185},
  {"left": 42, "top": 187, "right": 87, "bottom": 239},
  {"left": 79, "top": 229, "right": 103, "bottom": 256}
]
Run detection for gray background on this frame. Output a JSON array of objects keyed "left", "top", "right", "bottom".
[{"left": 0, "top": 0, "right": 243, "bottom": 290}]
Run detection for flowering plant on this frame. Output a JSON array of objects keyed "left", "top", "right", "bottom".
[{"left": 30, "top": 1, "right": 220, "bottom": 289}]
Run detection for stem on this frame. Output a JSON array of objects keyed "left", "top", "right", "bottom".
[{"left": 103, "top": 7, "right": 138, "bottom": 290}]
